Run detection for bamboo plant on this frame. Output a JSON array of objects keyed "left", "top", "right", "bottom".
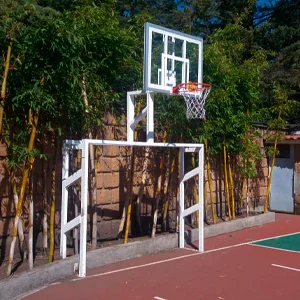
[
  {"left": 263, "top": 86, "right": 290, "bottom": 213},
  {"left": 48, "top": 136, "right": 57, "bottom": 263},
  {"left": 227, "top": 154, "right": 235, "bottom": 219},
  {"left": 121, "top": 100, "right": 142, "bottom": 243},
  {"left": 7, "top": 110, "right": 39, "bottom": 276},
  {"left": 0, "top": 36, "right": 12, "bottom": 134},
  {"left": 136, "top": 146, "right": 150, "bottom": 234},
  {"left": 223, "top": 140, "right": 232, "bottom": 220},
  {"left": 28, "top": 170, "right": 34, "bottom": 270},
  {"left": 204, "top": 140, "right": 217, "bottom": 224},
  {"left": 162, "top": 152, "right": 175, "bottom": 231},
  {"left": 151, "top": 131, "right": 167, "bottom": 238},
  {"left": 42, "top": 152, "right": 48, "bottom": 254}
]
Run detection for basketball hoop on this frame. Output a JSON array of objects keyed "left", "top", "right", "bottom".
[{"left": 172, "top": 82, "right": 212, "bottom": 119}]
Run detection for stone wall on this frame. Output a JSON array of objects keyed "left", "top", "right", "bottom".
[{"left": 0, "top": 114, "right": 269, "bottom": 252}]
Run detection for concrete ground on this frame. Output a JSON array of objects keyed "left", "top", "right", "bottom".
[
  {"left": 0, "top": 212, "right": 275, "bottom": 300},
  {"left": 21, "top": 213, "right": 300, "bottom": 300}
]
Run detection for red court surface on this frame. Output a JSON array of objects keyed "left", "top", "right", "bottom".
[{"left": 22, "top": 214, "right": 300, "bottom": 300}]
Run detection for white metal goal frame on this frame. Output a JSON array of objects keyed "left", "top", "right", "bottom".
[
  {"left": 60, "top": 138, "right": 204, "bottom": 278},
  {"left": 61, "top": 21, "right": 207, "bottom": 277}
]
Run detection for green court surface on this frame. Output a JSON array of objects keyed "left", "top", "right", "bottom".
[{"left": 252, "top": 233, "right": 300, "bottom": 252}]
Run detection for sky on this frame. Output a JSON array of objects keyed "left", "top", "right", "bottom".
[{"left": 257, "top": 0, "right": 279, "bottom": 6}]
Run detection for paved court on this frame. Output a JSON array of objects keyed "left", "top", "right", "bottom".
[{"left": 22, "top": 213, "right": 300, "bottom": 300}]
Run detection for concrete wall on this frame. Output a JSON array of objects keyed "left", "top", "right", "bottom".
[{"left": 294, "top": 144, "right": 300, "bottom": 214}]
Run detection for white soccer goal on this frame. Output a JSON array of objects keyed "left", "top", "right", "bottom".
[{"left": 60, "top": 139, "right": 204, "bottom": 277}]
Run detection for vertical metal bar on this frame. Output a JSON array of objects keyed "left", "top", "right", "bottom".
[
  {"left": 146, "top": 92, "right": 154, "bottom": 143},
  {"left": 127, "top": 93, "right": 135, "bottom": 143},
  {"left": 79, "top": 139, "right": 89, "bottom": 277},
  {"left": 182, "top": 40, "right": 187, "bottom": 83},
  {"left": 60, "top": 141, "right": 69, "bottom": 258},
  {"left": 171, "top": 37, "right": 175, "bottom": 76},
  {"left": 198, "top": 40, "right": 203, "bottom": 84},
  {"left": 162, "top": 34, "right": 168, "bottom": 87},
  {"left": 198, "top": 147, "right": 204, "bottom": 252},
  {"left": 179, "top": 148, "right": 185, "bottom": 248},
  {"left": 144, "top": 24, "right": 152, "bottom": 90},
  {"left": 73, "top": 198, "right": 79, "bottom": 255},
  {"left": 71, "top": 147, "right": 79, "bottom": 255}
]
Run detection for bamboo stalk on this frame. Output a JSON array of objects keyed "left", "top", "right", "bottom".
[
  {"left": 205, "top": 140, "right": 217, "bottom": 224},
  {"left": 92, "top": 145, "right": 100, "bottom": 247},
  {"left": 42, "top": 156, "right": 48, "bottom": 254},
  {"left": 7, "top": 110, "right": 39, "bottom": 276},
  {"left": 151, "top": 151, "right": 164, "bottom": 238},
  {"left": 118, "top": 202, "right": 126, "bottom": 238},
  {"left": 0, "top": 38, "right": 12, "bottom": 133},
  {"left": 48, "top": 137, "right": 57, "bottom": 263},
  {"left": 246, "top": 177, "right": 250, "bottom": 216},
  {"left": 28, "top": 171, "right": 34, "bottom": 270},
  {"left": 119, "top": 152, "right": 135, "bottom": 240},
  {"left": 151, "top": 131, "right": 167, "bottom": 238},
  {"left": 203, "top": 181, "right": 208, "bottom": 224},
  {"left": 89, "top": 142, "right": 98, "bottom": 249},
  {"left": 122, "top": 100, "right": 142, "bottom": 242},
  {"left": 244, "top": 105, "right": 250, "bottom": 215},
  {"left": 239, "top": 176, "right": 245, "bottom": 210},
  {"left": 228, "top": 154, "right": 235, "bottom": 219},
  {"left": 218, "top": 157, "right": 223, "bottom": 218},
  {"left": 123, "top": 147, "right": 136, "bottom": 243},
  {"left": 174, "top": 153, "right": 181, "bottom": 232},
  {"left": 11, "top": 178, "right": 25, "bottom": 260},
  {"left": 264, "top": 138, "right": 278, "bottom": 213},
  {"left": 136, "top": 147, "right": 150, "bottom": 235},
  {"left": 223, "top": 139, "right": 232, "bottom": 220},
  {"left": 175, "top": 134, "right": 183, "bottom": 233},
  {"left": 162, "top": 153, "right": 175, "bottom": 231}
]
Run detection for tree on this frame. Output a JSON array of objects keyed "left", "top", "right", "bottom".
[
  {"left": 255, "top": 0, "right": 300, "bottom": 124},
  {"left": 3, "top": 0, "right": 141, "bottom": 273},
  {"left": 200, "top": 22, "right": 268, "bottom": 216}
]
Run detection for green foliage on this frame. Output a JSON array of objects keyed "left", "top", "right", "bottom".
[
  {"left": 0, "top": 0, "right": 298, "bottom": 178},
  {"left": 255, "top": 0, "right": 300, "bottom": 123},
  {"left": 154, "top": 93, "right": 193, "bottom": 141},
  {"left": 1, "top": 1, "right": 141, "bottom": 170},
  {"left": 199, "top": 22, "right": 268, "bottom": 179},
  {"left": 203, "top": 23, "right": 267, "bottom": 151}
]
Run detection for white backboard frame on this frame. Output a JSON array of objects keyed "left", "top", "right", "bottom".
[{"left": 143, "top": 22, "right": 203, "bottom": 94}]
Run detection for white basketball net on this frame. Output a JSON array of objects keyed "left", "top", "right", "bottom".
[{"left": 175, "top": 83, "right": 212, "bottom": 119}]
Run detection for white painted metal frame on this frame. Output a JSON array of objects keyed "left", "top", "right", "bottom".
[
  {"left": 127, "top": 90, "right": 155, "bottom": 143},
  {"left": 143, "top": 22, "right": 203, "bottom": 94},
  {"left": 60, "top": 139, "right": 204, "bottom": 278},
  {"left": 61, "top": 26, "right": 205, "bottom": 277}
]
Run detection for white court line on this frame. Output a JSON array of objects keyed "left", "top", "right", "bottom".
[
  {"left": 71, "top": 231, "right": 300, "bottom": 282},
  {"left": 272, "top": 264, "right": 300, "bottom": 272},
  {"left": 154, "top": 297, "right": 168, "bottom": 300},
  {"left": 250, "top": 243, "right": 300, "bottom": 253},
  {"left": 19, "top": 231, "right": 300, "bottom": 299},
  {"left": 249, "top": 231, "right": 300, "bottom": 243},
  {"left": 19, "top": 231, "right": 300, "bottom": 298},
  {"left": 71, "top": 252, "right": 201, "bottom": 282}
]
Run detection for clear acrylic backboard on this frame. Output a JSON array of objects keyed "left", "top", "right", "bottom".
[{"left": 143, "top": 22, "right": 203, "bottom": 94}]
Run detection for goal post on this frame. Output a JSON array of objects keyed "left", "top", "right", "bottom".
[{"left": 60, "top": 138, "right": 204, "bottom": 277}]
